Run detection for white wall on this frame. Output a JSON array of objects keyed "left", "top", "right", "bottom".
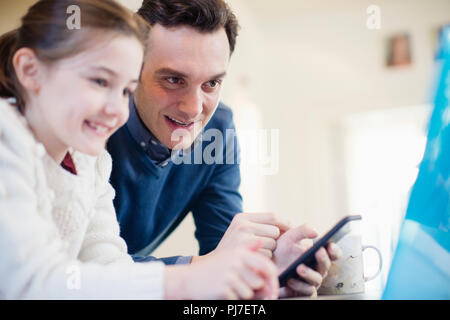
[
  {"left": 1, "top": 1, "right": 448, "bottom": 259},
  {"left": 221, "top": 0, "right": 450, "bottom": 231},
  {"left": 155, "top": 0, "right": 450, "bottom": 257}
]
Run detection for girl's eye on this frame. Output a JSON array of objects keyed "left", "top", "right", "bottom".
[{"left": 91, "top": 78, "right": 108, "bottom": 87}]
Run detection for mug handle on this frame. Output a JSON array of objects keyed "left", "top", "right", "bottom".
[{"left": 362, "top": 245, "right": 383, "bottom": 282}]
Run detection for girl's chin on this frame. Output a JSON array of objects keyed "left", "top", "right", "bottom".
[{"left": 74, "top": 142, "right": 106, "bottom": 157}]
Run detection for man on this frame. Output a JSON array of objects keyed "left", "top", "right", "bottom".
[{"left": 107, "top": 0, "right": 340, "bottom": 297}]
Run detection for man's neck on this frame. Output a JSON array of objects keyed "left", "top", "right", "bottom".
[{"left": 126, "top": 97, "right": 172, "bottom": 165}]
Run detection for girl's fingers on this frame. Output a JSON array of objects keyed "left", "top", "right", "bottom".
[
  {"left": 242, "top": 251, "right": 280, "bottom": 299},
  {"left": 230, "top": 274, "right": 254, "bottom": 300},
  {"left": 223, "top": 287, "right": 238, "bottom": 300},
  {"left": 240, "top": 268, "right": 265, "bottom": 290}
]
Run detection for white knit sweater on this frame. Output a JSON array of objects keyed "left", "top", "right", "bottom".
[{"left": 0, "top": 98, "right": 165, "bottom": 299}]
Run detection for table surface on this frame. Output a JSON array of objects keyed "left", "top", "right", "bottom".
[{"left": 284, "top": 290, "right": 382, "bottom": 300}]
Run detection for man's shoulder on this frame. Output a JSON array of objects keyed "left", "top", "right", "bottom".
[{"left": 206, "top": 101, "right": 235, "bottom": 131}]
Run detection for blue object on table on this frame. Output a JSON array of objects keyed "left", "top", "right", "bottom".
[{"left": 382, "top": 25, "right": 450, "bottom": 300}]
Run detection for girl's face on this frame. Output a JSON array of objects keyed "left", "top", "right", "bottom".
[{"left": 31, "top": 34, "right": 143, "bottom": 159}]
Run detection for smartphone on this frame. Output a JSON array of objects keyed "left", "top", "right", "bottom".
[{"left": 278, "top": 215, "right": 362, "bottom": 287}]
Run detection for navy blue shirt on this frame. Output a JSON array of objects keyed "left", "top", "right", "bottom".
[{"left": 107, "top": 99, "right": 242, "bottom": 265}]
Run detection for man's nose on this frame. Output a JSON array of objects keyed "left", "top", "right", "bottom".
[{"left": 178, "top": 88, "right": 203, "bottom": 120}]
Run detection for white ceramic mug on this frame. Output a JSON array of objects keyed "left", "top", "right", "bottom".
[{"left": 318, "top": 234, "right": 382, "bottom": 295}]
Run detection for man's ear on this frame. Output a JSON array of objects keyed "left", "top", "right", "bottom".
[{"left": 12, "top": 47, "right": 43, "bottom": 94}]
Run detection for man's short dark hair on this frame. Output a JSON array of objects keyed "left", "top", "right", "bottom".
[{"left": 137, "top": 0, "right": 239, "bottom": 54}]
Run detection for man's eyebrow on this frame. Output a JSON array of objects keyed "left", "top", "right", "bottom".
[
  {"left": 154, "top": 68, "right": 188, "bottom": 78},
  {"left": 211, "top": 72, "right": 227, "bottom": 79},
  {"left": 154, "top": 68, "right": 227, "bottom": 80}
]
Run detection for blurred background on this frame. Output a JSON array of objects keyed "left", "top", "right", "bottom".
[{"left": 1, "top": 0, "right": 449, "bottom": 293}]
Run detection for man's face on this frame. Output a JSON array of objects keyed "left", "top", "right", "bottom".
[{"left": 134, "top": 24, "right": 230, "bottom": 150}]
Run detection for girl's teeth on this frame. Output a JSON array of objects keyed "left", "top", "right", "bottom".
[
  {"left": 96, "top": 126, "right": 107, "bottom": 133},
  {"left": 87, "top": 121, "right": 108, "bottom": 133}
]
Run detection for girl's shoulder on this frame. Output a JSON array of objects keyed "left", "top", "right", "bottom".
[
  {"left": 0, "top": 98, "right": 42, "bottom": 158},
  {"left": 0, "top": 98, "right": 26, "bottom": 128},
  {"left": 0, "top": 98, "right": 27, "bottom": 127}
]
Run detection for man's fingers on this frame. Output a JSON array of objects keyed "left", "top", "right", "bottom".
[
  {"left": 247, "top": 239, "right": 275, "bottom": 257},
  {"left": 247, "top": 239, "right": 263, "bottom": 251},
  {"left": 258, "top": 248, "right": 273, "bottom": 258},
  {"left": 239, "top": 212, "right": 292, "bottom": 231},
  {"left": 248, "top": 223, "right": 281, "bottom": 239},
  {"left": 315, "top": 247, "right": 331, "bottom": 277},
  {"left": 286, "top": 278, "right": 317, "bottom": 296},
  {"left": 299, "top": 238, "right": 314, "bottom": 250},
  {"left": 327, "top": 242, "right": 342, "bottom": 261},
  {"left": 296, "top": 264, "right": 323, "bottom": 287},
  {"left": 254, "top": 236, "right": 277, "bottom": 251},
  {"left": 285, "top": 224, "right": 318, "bottom": 243}
]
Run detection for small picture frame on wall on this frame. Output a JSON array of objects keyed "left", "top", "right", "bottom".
[{"left": 385, "top": 33, "right": 412, "bottom": 68}]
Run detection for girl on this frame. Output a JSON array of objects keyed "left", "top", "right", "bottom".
[{"left": 0, "top": 0, "right": 278, "bottom": 299}]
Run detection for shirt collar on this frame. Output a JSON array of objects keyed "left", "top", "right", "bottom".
[
  {"left": 126, "top": 97, "right": 205, "bottom": 166},
  {"left": 126, "top": 97, "right": 172, "bottom": 167}
]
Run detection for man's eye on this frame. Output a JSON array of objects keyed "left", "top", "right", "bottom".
[
  {"left": 205, "top": 80, "right": 221, "bottom": 89},
  {"left": 91, "top": 78, "right": 108, "bottom": 87},
  {"left": 167, "top": 77, "right": 181, "bottom": 85}
]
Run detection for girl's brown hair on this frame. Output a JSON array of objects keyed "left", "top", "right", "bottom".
[{"left": 0, "top": 0, "right": 150, "bottom": 113}]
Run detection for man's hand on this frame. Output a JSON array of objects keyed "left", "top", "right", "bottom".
[
  {"left": 213, "top": 212, "right": 292, "bottom": 258},
  {"left": 273, "top": 224, "right": 342, "bottom": 297}
]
